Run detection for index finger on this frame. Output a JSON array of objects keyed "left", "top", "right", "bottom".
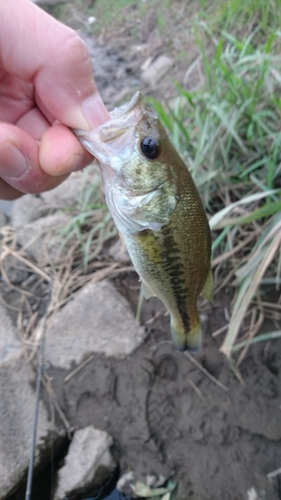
[{"left": 0, "top": 0, "right": 110, "bottom": 130}]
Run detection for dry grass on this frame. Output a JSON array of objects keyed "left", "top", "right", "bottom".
[
  {"left": 0, "top": 168, "right": 129, "bottom": 351},
  {"left": 209, "top": 190, "right": 281, "bottom": 362}
]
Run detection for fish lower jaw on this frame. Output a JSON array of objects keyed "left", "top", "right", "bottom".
[{"left": 170, "top": 322, "right": 202, "bottom": 353}]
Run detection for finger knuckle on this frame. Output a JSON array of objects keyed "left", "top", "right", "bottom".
[{"left": 63, "top": 30, "right": 91, "bottom": 71}]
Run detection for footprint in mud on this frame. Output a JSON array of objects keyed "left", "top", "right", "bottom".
[{"left": 146, "top": 354, "right": 180, "bottom": 452}]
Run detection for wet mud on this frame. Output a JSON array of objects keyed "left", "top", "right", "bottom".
[{"left": 47, "top": 273, "right": 281, "bottom": 500}]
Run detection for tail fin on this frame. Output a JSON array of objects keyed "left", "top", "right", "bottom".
[{"left": 170, "top": 321, "right": 202, "bottom": 353}]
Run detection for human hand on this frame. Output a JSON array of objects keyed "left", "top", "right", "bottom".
[{"left": 0, "top": 0, "right": 110, "bottom": 200}]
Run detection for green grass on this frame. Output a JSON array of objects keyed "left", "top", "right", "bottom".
[
  {"left": 58, "top": 166, "right": 117, "bottom": 269},
  {"left": 216, "top": 0, "right": 281, "bottom": 33}
]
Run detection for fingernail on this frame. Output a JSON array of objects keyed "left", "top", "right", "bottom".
[
  {"left": 0, "top": 144, "right": 29, "bottom": 179},
  {"left": 81, "top": 93, "right": 111, "bottom": 129}
]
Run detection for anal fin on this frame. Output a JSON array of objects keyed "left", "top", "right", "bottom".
[
  {"left": 141, "top": 281, "right": 156, "bottom": 299},
  {"left": 200, "top": 268, "right": 213, "bottom": 303}
]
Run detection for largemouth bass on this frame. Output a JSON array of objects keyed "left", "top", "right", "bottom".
[{"left": 74, "top": 93, "right": 212, "bottom": 352}]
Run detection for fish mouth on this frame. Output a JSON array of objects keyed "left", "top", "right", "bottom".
[
  {"left": 74, "top": 92, "right": 149, "bottom": 141},
  {"left": 73, "top": 92, "right": 152, "bottom": 163},
  {"left": 109, "top": 92, "right": 143, "bottom": 120},
  {"left": 73, "top": 92, "right": 159, "bottom": 162}
]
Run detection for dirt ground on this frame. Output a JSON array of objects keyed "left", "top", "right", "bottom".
[
  {"left": 43, "top": 269, "right": 280, "bottom": 500},
  {"left": 4, "top": 1, "right": 281, "bottom": 499}
]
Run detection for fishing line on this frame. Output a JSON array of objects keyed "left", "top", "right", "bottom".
[
  {"left": 25, "top": 287, "right": 52, "bottom": 500},
  {"left": 135, "top": 287, "right": 144, "bottom": 324}
]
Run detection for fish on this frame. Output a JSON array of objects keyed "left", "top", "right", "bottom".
[{"left": 73, "top": 92, "right": 212, "bottom": 352}]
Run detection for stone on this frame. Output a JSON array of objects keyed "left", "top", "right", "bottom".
[
  {"left": 11, "top": 168, "right": 99, "bottom": 231},
  {"left": 10, "top": 195, "right": 46, "bottom": 230},
  {"left": 0, "top": 357, "right": 60, "bottom": 499},
  {"left": 45, "top": 280, "right": 146, "bottom": 369},
  {"left": 108, "top": 238, "right": 131, "bottom": 263},
  {"left": 16, "top": 212, "right": 71, "bottom": 264},
  {"left": 0, "top": 200, "right": 14, "bottom": 216},
  {"left": 141, "top": 55, "right": 173, "bottom": 87},
  {"left": 54, "top": 426, "right": 116, "bottom": 500},
  {"left": 0, "top": 302, "right": 21, "bottom": 365},
  {"left": 0, "top": 209, "right": 7, "bottom": 229},
  {"left": 2, "top": 254, "right": 30, "bottom": 285},
  {"left": 116, "top": 471, "right": 135, "bottom": 493},
  {"left": 41, "top": 168, "right": 98, "bottom": 209},
  {"left": 112, "top": 87, "right": 133, "bottom": 106}
]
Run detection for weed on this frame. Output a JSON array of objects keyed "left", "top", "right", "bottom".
[
  {"left": 216, "top": 0, "right": 281, "bottom": 34},
  {"left": 58, "top": 165, "right": 117, "bottom": 269}
]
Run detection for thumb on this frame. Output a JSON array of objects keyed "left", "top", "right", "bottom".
[{"left": 0, "top": 0, "right": 110, "bottom": 130}]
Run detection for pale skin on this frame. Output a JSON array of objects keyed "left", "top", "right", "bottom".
[{"left": 0, "top": 0, "right": 110, "bottom": 200}]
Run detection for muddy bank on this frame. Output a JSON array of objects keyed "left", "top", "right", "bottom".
[
  {"left": 44, "top": 276, "right": 281, "bottom": 500},
  {"left": 2, "top": 167, "right": 280, "bottom": 500}
]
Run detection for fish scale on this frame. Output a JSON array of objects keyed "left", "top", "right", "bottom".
[{"left": 73, "top": 92, "right": 212, "bottom": 352}]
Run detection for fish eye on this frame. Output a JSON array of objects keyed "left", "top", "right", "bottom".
[{"left": 140, "top": 136, "right": 160, "bottom": 160}]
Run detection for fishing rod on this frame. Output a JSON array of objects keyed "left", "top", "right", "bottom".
[{"left": 25, "top": 289, "right": 52, "bottom": 500}]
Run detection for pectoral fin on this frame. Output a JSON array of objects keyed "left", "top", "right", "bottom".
[
  {"left": 132, "top": 182, "right": 177, "bottom": 228},
  {"left": 200, "top": 268, "right": 213, "bottom": 303},
  {"left": 111, "top": 181, "right": 177, "bottom": 234},
  {"left": 141, "top": 281, "right": 156, "bottom": 299}
]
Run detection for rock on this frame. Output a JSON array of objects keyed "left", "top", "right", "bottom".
[
  {"left": 0, "top": 356, "right": 61, "bottom": 499},
  {"left": 40, "top": 170, "right": 97, "bottom": 209},
  {"left": 0, "top": 303, "right": 21, "bottom": 365},
  {"left": 141, "top": 55, "right": 173, "bottom": 87},
  {"left": 0, "top": 200, "right": 14, "bottom": 216},
  {"left": 1, "top": 254, "right": 30, "bottom": 285},
  {"left": 141, "top": 56, "right": 154, "bottom": 72},
  {"left": 54, "top": 426, "right": 116, "bottom": 500},
  {"left": 113, "top": 87, "right": 133, "bottom": 105},
  {"left": 45, "top": 280, "right": 146, "bottom": 369},
  {"left": 88, "top": 16, "right": 96, "bottom": 26},
  {"left": 116, "top": 471, "right": 135, "bottom": 494},
  {"left": 11, "top": 169, "right": 99, "bottom": 232},
  {"left": 17, "top": 212, "right": 71, "bottom": 264},
  {"left": 10, "top": 195, "right": 46, "bottom": 230},
  {"left": 0, "top": 209, "right": 7, "bottom": 229},
  {"left": 109, "top": 238, "right": 131, "bottom": 263}
]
